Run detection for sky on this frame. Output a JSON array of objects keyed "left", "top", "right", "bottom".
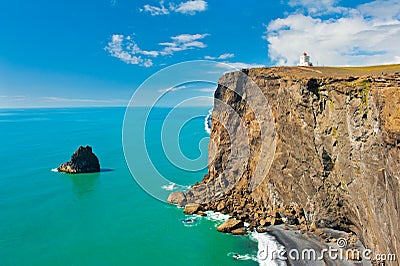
[{"left": 0, "top": 0, "right": 399, "bottom": 108}]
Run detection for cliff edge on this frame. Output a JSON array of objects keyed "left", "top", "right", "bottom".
[{"left": 170, "top": 65, "right": 400, "bottom": 263}]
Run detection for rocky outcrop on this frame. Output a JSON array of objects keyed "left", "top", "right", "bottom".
[
  {"left": 183, "top": 204, "right": 202, "bottom": 215},
  {"left": 231, "top": 227, "right": 247, "bottom": 235},
  {"left": 171, "top": 66, "right": 400, "bottom": 263},
  {"left": 217, "top": 219, "right": 244, "bottom": 233},
  {"left": 58, "top": 146, "right": 100, "bottom": 174},
  {"left": 167, "top": 191, "right": 187, "bottom": 207}
]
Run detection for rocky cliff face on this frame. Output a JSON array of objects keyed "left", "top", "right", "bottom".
[{"left": 184, "top": 66, "right": 400, "bottom": 262}]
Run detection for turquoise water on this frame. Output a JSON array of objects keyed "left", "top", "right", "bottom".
[{"left": 0, "top": 107, "right": 258, "bottom": 266}]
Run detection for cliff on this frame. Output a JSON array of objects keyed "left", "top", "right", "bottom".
[{"left": 171, "top": 65, "right": 400, "bottom": 263}]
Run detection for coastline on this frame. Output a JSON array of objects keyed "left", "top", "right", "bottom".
[
  {"left": 179, "top": 206, "right": 372, "bottom": 266},
  {"left": 174, "top": 68, "right": 400, "bottom": 264},
  {"left": 266, "top": 226, "right": 371, "bottom": 266}
]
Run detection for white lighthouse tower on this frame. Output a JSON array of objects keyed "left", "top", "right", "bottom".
[{"left": 298, "top": 52, "right": 312, "bottom": 66}]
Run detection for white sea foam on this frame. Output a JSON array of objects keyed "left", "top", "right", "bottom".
[
  {"left": 178, "top": 207, "right": 285, "bottom": 266},
  {"left": 227, "top": 252, "right": 258, "bottom": 262},
  {"left": 204, "top": 109, "right": 212, "bottom": 134},
  {"left": 161, "top": 182, "right": 176, "bottom": 191},
  {"left": 161, "top": 182, "right": 191, "bottom": 191},
  {"left": 181, "top": 216, "right": 200, "bottom": 227},
  {"left": 204, "top": 210, "right": 230, "bottom": 223},
  {"left": 250, "top": 231, "right": 287, "bottom": 266},
  {"left": 51, "top": 168, "right": 59, "bottom": 172}
]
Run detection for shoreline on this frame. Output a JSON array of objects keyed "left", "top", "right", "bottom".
[
  {"left": 179, "top": 206, "right": 372, "bottom": 266},
  {"left": 265, "top": 226, "right": 372, "bottom": 266}
]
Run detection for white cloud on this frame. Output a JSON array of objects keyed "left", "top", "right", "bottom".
[
  {"left": 204, "top": 53, "right": 235, "bottom": 60},
  {"left": 140, "top": 1, "right": 170, "bottom": 16},
  {"left": 173, "top": 0, "right": 207, "bottom": 15},
  {"left": 159, "top": 33, "right": 208, "bottom": 55},
  {"left": 170, "top": 33, "right": 207, "bottom": 43},
  {"left": 157, "top": 85, "right": 188, "bottom": 93},
  {"left": 105, "top": 33, "right": 208, "bottom": 66},
  {"left": 218, "top": 53, "right": 235, "bottom": 60},
  {"left": 358, "top": 0, "right": 400, "bottom": 20},
  {"left": 265, "top": 0, "right": 400, "bottom": 66},
  {"left": 288, "top": 0, "right": 347, "bottom": 15},
  {"left": 104, "top": 34, "right": 155, "bottom": 67},
  {"left": 216, "top": 62, "right": 265, "bottom": 70},
  {"left": 141, "top": 0, "right": 207, "bottom": 16}
]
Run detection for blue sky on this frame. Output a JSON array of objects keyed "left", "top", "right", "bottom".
[{"left": 0, "top": 0, "right": 399, "bottom": 108}]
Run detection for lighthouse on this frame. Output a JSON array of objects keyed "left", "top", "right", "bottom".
[{"left": 298, "top": 52, "right": 313, "bottom": 67}]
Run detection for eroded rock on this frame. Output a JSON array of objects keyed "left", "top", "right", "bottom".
[
  {"left": 183, "top": 204, "right": 202, "bottom": 215},
  {"left": 217, "top": 219, "right": 244, "bottom": 233},
  {"left": 167, "top": 192, "right": 186, "bottom": 207},
  {"left": 58, "top": 146, "right": 100, "bottom": 174},
  {"left": 231, "top": 227, "right": 247, "bottom": 235}
]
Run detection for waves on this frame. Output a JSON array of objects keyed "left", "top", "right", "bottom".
[
  {"left": 161, "top": 182, "right": 191, "bottom": 192},
  {"left": 178, "top": 208, "right": 285, "bottom": 266},
  {"left": 204, "top": 109, "right": 212, "bottom": 134},
  {"left": 227, "top": 252, "right": 258, "bottom": 262},
  {"left": 226, "top": 231, "right": 287, "bottom": 266},
  {"left": 50, "top": 168, "right": 59, "bottom": 172},
  {"left": 251, "top": 231, "right": 287, "bottom": 266},
  {"left": 203, "top": 210, "right": 230, "bottom": 223},
  {"left": 179, "top": 210, "right": 230, "bottom": 230},
  {"left": 175, "top": 206, "right": 285, "bottom": 266},
  {"left": 181, "top": 217, "right": 199, "bottom": 227}
]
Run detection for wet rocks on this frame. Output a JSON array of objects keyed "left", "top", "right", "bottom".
[
  {"left": 256, "top": 226, "right": 271, "bottom": 233},
  {"left": 58, "top": 146, "right": 100, "bottom": 174},
  {"left": 231, "top": 227, "right": 247, "bottom": 235},
  {"left": 183, "top": 204, "right": 202, "bottom": 215},
  {"left": 217, "top": 219, "right": 244, "bottom": 233}
]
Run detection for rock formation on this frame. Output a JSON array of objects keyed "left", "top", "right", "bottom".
[
  {"left": 58, "top": 146, "right": 100, "bottom": 173},
  {"left": 170, "top": 65, "right": 400, "bottom": 264},
  {"left": 183, "top": 204, "right": 202, "bottom": 215},
  {"left": 167, "top": 191, "right": 187, "bottom": 206},
  {"left": 217, "top": 218, "right": 244, "bottom": 233}
]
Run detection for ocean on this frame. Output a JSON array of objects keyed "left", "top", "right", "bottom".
[{"left": 0, "top": 107, "right": 264, "bottom": 266}]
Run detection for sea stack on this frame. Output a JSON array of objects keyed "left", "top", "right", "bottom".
[{"left": 58, "top": 146, "right": 100, "bottom": 174}]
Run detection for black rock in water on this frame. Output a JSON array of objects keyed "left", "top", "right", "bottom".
[{"left": 58, "top": 146, "right": 100, "bottom": 174}]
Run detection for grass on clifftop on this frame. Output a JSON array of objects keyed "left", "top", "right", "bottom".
[
  {"left": 321, "top": 64, "right": 400, "bottom": 75},
  {"left": 300, "top": 64, "right": 400, "bottom": 76},
  {"left": 250, "top": 64, "right": 400, "bottom": 78}
]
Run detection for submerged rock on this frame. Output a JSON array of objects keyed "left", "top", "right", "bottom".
[{"left": 58, "top": 146, "right": 100, "bottom": 174}]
